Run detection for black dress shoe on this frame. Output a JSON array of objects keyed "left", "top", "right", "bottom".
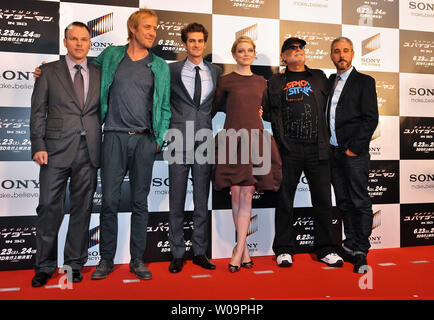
[
  {"left": 193, "top": 255, "right": 216, "bottom": 270},
  {"left": 31, "top": 272, "right": 51, "bottom": 287},
  {"left": 353, "top": 254, "right": 368, "bottom": 274},
  {"left": 169, "top": 258, "right": 184, "bottom": 273},
  {"left": 72, "top": 270, "right": 83, "bottom": 283}
]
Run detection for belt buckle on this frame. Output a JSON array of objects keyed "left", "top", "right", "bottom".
[{"left": 128, "top": 131, "right": 136, "bottom": 135}]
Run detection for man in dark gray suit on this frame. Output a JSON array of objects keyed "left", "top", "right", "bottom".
[
  {"left": 30, "top": 22, "right": 101, "bottom": 286},
  {"left": 165, "top": 23, "right": 222, "bottom": 273}
]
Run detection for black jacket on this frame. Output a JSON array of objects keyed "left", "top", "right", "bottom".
[
  {"left": 262, "top": 65, "right": 330, "bottom": 160},
  {"left": 328, "top": 68, "right": 378, "bottom": 155}
]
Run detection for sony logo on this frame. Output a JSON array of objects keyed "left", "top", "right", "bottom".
[
  {"left": 409, "top": 2, "right": 434, "bottom": 11},
  {"left": 151, "top": 177, "right": 194, "bottom": 187},
  {"left": 0, "top": 179, "right": 39, "bottom": 189},
  {"left": 361, "top": 58, "right": 381, "bottom": 64},
  {"left": 369, "top": 236, "right": 382, "bottom": 241},
  {"left": 91, "top": 42, "right": 114, "bottom": 48},
  {"left": 0, "top": 70, "right": 34, "bottom": 81},
  {"left": 409, "top": 88, "right": 434, "bottom": 96},
  {"left": 409, "top": 174, "right": 434, "bottom": 182}
]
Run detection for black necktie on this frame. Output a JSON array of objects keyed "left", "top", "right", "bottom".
[
  {"left": 193, "top": 66, "right": 201, "bottom": 107},
  {"left": 74, "top": 64, "right": 84, "bottom": 108}
]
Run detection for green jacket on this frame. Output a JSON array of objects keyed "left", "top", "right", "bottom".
[{"left": 93, "top": 44, "right": 171, "bottom": 148}]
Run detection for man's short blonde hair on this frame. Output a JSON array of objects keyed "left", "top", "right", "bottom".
[{"left": 127, "top": 8, "right": 158, "bottom": 41}]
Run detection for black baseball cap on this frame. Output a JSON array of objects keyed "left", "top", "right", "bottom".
[{"left": 281, "top": 37, "right": 307, "bottom": 53}]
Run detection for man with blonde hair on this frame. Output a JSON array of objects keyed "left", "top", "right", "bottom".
[{"left": 90, "top": 8, "right": 171, "bottom": 280}]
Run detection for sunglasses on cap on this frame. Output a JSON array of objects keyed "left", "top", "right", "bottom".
[{"left": 288, "top": 44, "right": 305, "bottom": 50}]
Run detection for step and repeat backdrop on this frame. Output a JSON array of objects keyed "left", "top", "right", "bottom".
[{"left": 0, "top": 0, "right": 433, "bottom": 270}]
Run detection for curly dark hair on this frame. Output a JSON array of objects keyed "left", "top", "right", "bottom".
[{"left": 180, "top": 22, "right": 208, "bottom": 43}]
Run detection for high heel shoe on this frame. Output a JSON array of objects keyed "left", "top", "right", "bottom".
[
  {"left": 237, "top": 245, "right": 253, "bottom": 269},
  {"left": 228, "top": 263, "right": 240, "bottom": 273},
  {"left": 229, "top": 246, "right": 241, "bottom": 272},
  {"left": 241, "top": 260, "right": 253, "bottom": 269}
]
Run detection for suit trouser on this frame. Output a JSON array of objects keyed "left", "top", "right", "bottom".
[
  {"left": 99, "top": 131, "right": 156, "bottom": 261},
  {"left": 35, "top": 136, "right": 97, "bottom": 275},
  {"left": 330, "top": 146, "right": 373, "bottom": 255},
  {"left": 272, "top": 142, "right": 337, "bottom": 259},
  {"left": 168, "top": 161, "right": 211, "bottom": 258}
]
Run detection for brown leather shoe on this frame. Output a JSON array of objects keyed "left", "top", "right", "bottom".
[
  {"left": 91, "top": 259, "right": 114, "bottom": 280},
  {"left": 129, "top": 258, "right": 152, "bottom": 280}
]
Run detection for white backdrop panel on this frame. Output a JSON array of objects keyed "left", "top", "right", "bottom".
[
  {"left": 211, "top": 208, "right": 275, "bottom": 259},
  {"left": 212, "top": 14, "right": 280, "bottom": 66},
  {"left": 0, "top": 52, "right": 58, "bottom": 107},
  {"left": 280, "top": 0, "right": 342, "bottom": 24},
  {"left": 399, "top": 73, "right": 434, "bottom": 117},
  {"left": 400, "top": 160, "right": 434, "bottom": 204},
  {"left": 0, "top": 161, "right": 40, "bottom": 217}
]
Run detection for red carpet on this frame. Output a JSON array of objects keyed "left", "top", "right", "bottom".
[{"left": 1, "top": 246, "right": 433, "bottom": 300}]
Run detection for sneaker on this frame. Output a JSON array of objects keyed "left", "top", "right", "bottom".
[
  {"left": 91, "top": 259, "right": 114, "bottom": 280},
  {"left": 276, "top": 253, "right": 293, "bottom": 267},
  {"left": 319, "top": 253, "right": 344, "bottom": 267}
]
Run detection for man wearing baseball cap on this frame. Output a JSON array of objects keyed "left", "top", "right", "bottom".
[{"left": 262, "top": 37, "right": 343, "bottom": 268}]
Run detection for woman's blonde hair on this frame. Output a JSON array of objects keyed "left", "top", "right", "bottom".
[
  {"left": 127, "top": 8, "right": 158, "bottom": 41},
  {"left": 231, "top": 36, "right": 256, "bottom": 54}
]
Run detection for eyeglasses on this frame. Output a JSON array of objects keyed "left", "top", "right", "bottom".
[{"left": 288, "top": 44, "right": 305, "bottom": 50}]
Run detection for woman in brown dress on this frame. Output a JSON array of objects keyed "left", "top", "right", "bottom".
[{"left": 213, "top": 36, "right": 282, "bottom": 272}]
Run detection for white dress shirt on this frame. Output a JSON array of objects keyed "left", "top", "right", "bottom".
[
  {"left": 181, "top": 58, "right": 213, "bottom": 105},
  {"left": 329, "top": 66, "right": 353, "bottom": 147},
  {"left": 65, "top": 54, "right": 89, "bottom": 103}
]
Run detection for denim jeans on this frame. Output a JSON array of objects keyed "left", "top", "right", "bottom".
[{"left": 330, "top": 146, "right": 373, "bottom": 255}]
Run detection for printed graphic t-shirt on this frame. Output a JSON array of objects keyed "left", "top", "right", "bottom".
[{"left": 281, "top": 70, "right": 318, "bottom": 143}]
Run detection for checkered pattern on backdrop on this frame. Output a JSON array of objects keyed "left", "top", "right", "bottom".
[{"left": 0, "top": 0, "right": 433, "bottom": 270}]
